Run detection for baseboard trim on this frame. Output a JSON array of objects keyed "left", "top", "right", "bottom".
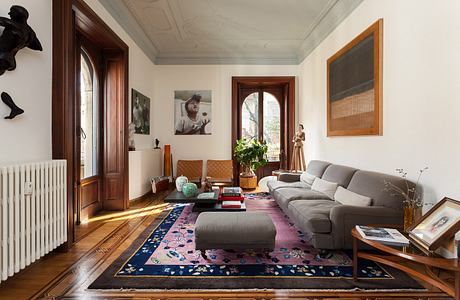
[{"left": 130, "top": 191, "right": 153, "bottom": 204}]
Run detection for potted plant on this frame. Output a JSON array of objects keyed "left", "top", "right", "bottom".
[{"left": 234, "top": 138, "right": 268, "bottom": 188}]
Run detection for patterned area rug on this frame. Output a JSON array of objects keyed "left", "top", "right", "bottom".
[{"left": 89, "top": 193, "right": 424, "bottom": 290}]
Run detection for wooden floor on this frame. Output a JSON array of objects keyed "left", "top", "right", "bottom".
[{"left": 0, "top": 190, "right": 452, "bottom": 300}]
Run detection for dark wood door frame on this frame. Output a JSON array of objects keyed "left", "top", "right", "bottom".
[
  {"left": 231, "top": 76, "right": 296, "bottom": 184},
  {"left": 52, "top": 0, "right": 129, "bottom": 247}
]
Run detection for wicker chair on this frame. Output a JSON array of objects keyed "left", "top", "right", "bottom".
[
  {"left": 206, "top": 160, "right": 234, "bottom": 187},
  {"left": 176, "top": 160, "right": 203, "bottom": 185}
]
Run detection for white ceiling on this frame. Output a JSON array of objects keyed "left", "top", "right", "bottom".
[{"left": 99, "top": 0, "right": 363, "bottom": 65}]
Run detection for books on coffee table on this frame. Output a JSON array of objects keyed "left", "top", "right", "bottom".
[
  {"left": 221, "top": 187, "right": 242, "bottom": 197},
  {"left": 197, "top": 192, "right": 216, "bottom": 199},
  {"left": 356, "top": 225, "right": 410, "bottom": 246},
  {"left": 221, "top": 200, "right": 242, "bottom": 209}
]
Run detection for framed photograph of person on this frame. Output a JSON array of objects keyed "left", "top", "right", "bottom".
[
  {"left": 409, "top": 198, "right": 460, "bottom": 251},
  {"left": 131, "top": 89, "right": 150, "bottom": 135},
  {"left": 174, "top": 90, "right": 212, "bottom": 135}
]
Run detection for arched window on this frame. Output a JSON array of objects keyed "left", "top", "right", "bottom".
[
  {"left": 263, "top": 92, "right": 280, "bottom": 162},
  {"left": 80, "top": 49, "right": 98, "bottom": 179},
  {"left": 241, "top": 91, "right": 281, "bottom": 162},
  {"left": 241, "top": 92, "right": 258, "bottom": 140}
]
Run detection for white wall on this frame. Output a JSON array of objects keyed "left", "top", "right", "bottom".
[
  {"left": 0, "top": 0, "right": 52, "bottom": 164},
  {"left": 153, "top": 65, "right": 298, "bottom": 175},
  {"left": 82, "top": 0, "right": 156, "bottom": 150},
  {"left": 0, "top": 0, "right": 157, "bottom": 166},
  {"left": 299, "top": 0, "right": 460, "bottom": 206}
]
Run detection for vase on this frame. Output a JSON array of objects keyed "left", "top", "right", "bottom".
[
  {"left": 175, "top": 175, "right": 188, "bottom": 192},
  {"left": 403, "top": 205, "right": 421, "bottom": 232},
  {"left": 182, "top": 182, "right": 198, "bottom": 197}
]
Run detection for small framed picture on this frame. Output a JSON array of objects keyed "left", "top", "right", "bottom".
[{"left": 409, "top": 198, "right": 460, "bottom": 251}]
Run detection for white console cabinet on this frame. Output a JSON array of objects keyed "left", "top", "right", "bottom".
[{"left": 129, "top": 149, "right": 162, "bottom": 200}]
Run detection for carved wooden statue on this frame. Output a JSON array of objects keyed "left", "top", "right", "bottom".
[
  {"left": 290, "top": 124, "right": 306, "bottom": 171},
  {"left": 0, "top": 5, "right": 42, "bottom": 76}
]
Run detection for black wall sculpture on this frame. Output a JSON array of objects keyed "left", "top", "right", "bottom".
[
  {"left": 1, "top": 92, "right": 24, "bottom": 119},
  {"left": 0, "top": 5, "right": 42, "bottom": 120},
  {"left": 0, "top": 5, "right": 42, "bottom": 75}
]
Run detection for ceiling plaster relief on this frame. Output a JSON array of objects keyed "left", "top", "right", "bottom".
[{"left": 100, "top": 0, "right": 363, "bottom": 64}]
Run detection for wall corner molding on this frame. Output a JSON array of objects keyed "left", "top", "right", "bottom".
[
  {"left": 297, "top": 0, "right": 364, "bottom": 63},
  {"left": 98, "top": 0, "right": 158, "bottom": 64}
]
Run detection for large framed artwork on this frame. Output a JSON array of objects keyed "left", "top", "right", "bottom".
[
  {"left": 327, "top": 19, "right": 383, "bottom": 136},
  {"left": 132, "top": 89, "right": 150, "bottom": 135},
  {"left": 174, "top": 90, "right": 212, "bottom": 135}
]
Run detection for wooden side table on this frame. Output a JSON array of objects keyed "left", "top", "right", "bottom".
[{"left": 352, "top": 227, "right": 460, "bottom": 299}]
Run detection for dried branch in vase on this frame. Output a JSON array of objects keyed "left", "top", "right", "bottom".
[{"left": 384, "top": 167, "right": 429, "bottom": 208}]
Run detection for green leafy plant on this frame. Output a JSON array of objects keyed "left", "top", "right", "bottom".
[{"left": 234, "top": 138, "right": 268, "bottom": 177}]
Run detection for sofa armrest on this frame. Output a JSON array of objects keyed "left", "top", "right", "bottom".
[
  {"left": 278, "top": 172, "right": 301, "bottom": 182},
  {"left": 329, "top": 205, "right": 403, "bottom": 249}
]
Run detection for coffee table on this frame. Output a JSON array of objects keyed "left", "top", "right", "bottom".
[
  {"left": 164, "top": 189, "right": 246, "bottom": 212},
  {"left": 352, "top": 226, "right": 460, "bottom": 299}
]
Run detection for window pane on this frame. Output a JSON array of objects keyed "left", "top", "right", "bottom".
[
  {"left": 263, "top": 92, "right": 280, "bottom": 162},
  {"left": 241, "top": 92, "right": 258, "bottom": 140},
  {"left": 80, "top": 51, "right": 98, "bottom": 179}
]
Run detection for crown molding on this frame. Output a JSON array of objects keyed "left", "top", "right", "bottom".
[
  {"left": 297, "top": 0, "right": 364, "bottom": 63},
  {"left": 154, "top": 56, "right": 299, "bottom": 65},
  {"left": 98, "top": 0, "right": 159, "bottom": 64}
]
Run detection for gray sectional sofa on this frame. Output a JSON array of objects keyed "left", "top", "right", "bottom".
[{"left": 268, "top": 160, "right": 414, "bottom": 250}]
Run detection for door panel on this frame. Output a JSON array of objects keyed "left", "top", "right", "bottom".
[{"left": 102, "top": 52, "right": 129, "bottom": 210}]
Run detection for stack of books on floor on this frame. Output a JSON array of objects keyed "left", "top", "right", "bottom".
[{"left": 219, "top": 187, "right": 244, "bottom": 208}]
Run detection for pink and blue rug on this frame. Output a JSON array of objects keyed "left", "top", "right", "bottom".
[{"left": 90, "top": 193, "right": 423, "bottom": 290}]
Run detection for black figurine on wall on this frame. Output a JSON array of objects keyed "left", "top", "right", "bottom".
[
  {"left": 0, "top": 5, "right": 42, "bottom": 76},
  {"left": 1, "top": 92, "right": 24, "bottom": 119},
  {"left": 154, "top": 138, "right": 160, "bottom": 149}
]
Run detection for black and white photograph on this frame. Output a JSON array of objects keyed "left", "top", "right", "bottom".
[
  {"left": 132, "top": 89, "right": 150, "bottom": 135},
  {"left": 174, "top": 90, "right": 212, "bottom": 135}
]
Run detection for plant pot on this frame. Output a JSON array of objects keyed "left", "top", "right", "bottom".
[{"left": 240, "top": 175, "right": 257, "bottom": 189}]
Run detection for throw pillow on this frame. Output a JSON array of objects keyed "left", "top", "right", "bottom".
[
  {"left": 300, "top": 172, "right": 316, "bottom": 186},
  {"left": 334, "top": 186, "right": 372, "bottom": 207},
  {"left": 311, "top": 177, "right": 338, "bottom": 199}
]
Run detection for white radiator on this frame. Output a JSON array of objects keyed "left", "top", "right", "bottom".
[{"left": 0, "top": 160, "right": 67, "bottom": 283}]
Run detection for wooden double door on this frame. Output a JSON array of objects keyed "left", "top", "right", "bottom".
[{"left": 232, "top": 77, "right": 296, "bottom": 182}]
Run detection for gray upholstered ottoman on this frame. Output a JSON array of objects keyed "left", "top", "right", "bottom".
[{"left": 195, "top": 212, "right": 276, "bottom": 258}]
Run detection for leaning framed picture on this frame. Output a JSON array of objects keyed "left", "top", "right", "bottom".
[
  {"left": 132, "top": 89, "right": 150, "bottom": 135},
  {"left": 409, "top": 197, "right": 460, "bottom": 251},
  {"left": 327, "top": 19, "right": 383, "bottom": 136}
]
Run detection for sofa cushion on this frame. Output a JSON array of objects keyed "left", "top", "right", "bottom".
[
  {"left": 300, "top": 172, "right": 316, "bottom": 185},
  {"left": 306, "top": 160, "right": 331, "bottom": 177},
  {"left": 347, "top": 170, "right": 414, "bottom": 210},
  {"left": 268, "top": 180, "right": 310, "bottom": 191},
  {"left": 273, "top": 188, "right": 330, "bottom": 209},
  {"left": 334, "top": 186, "right": 372, "bottom": 207},
  {"left": 321, "top": 164, "right": 358, "bottom": 188},
  {"left": 288, "top": 200, "right": 340, "bottom": 233},
  {"left": 311, "top": 178, "right": 338, "bottom": 199}
]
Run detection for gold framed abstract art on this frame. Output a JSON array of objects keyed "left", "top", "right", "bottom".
[{"left": 327, "top": 19, "right": 383, "bottom": 136}]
